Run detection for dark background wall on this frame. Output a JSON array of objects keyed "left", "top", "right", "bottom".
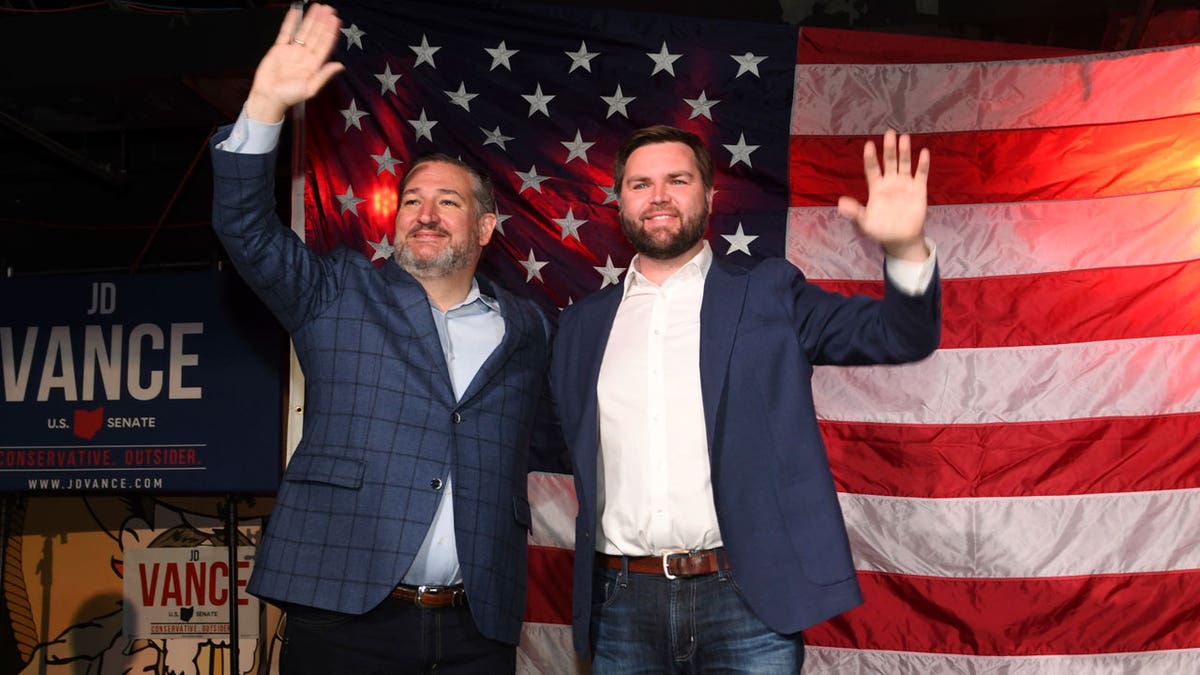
[{"left": 1, "top": 0, "right": 1196, "bottom": 277}]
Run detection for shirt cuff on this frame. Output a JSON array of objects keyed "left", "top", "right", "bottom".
[
  {"left": 214, "top": 105, "right": 283, "bottom": 154},
  {"left": 884, "top": 239, "right": 937, "bottom": 296}
]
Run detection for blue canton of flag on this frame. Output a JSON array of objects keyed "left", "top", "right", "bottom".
[{"left": 303, "top": 0, "right": 797, "bottom": 313}]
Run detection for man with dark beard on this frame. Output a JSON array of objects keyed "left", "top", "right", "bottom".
[
  {"left": 550, "top": 125, "right": 943, "bottom": 672},
  {"left": 209, "top": 5, "right": 554, "bottom": 673}
]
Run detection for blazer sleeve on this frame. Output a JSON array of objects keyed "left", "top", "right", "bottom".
[
  {"left": 778, "top": 258, "right": 942, "bottom": 366},
  {"left": 210, "top": 124, "right": 337, "bottom": 334}
]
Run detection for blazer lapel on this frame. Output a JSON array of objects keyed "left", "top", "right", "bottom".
[
  {"left": 385, "top": 264, "right": 455, "bottom": 400},
  {"left": 572, "top": 286, "right": 623, "bottom": 502},
  {"left": 699, "top": 259, "right": 749, "bottom": 453},
  {"left": 458, "top": 279, "right": 525, "bottom": 405}
]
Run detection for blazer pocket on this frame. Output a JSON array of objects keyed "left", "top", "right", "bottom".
[
  {"left": 283, "top": 453, "right": 365, "bottom": 489},
  {"left": 513, "top": 494, "right": 532, "bottom": 531}
]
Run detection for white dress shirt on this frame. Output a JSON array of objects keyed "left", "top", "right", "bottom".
[{"left": 595, "top": 240, "right": 937, "bottom": 556}]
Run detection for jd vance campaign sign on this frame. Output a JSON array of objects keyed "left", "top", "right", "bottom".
[{"left": 0, "top": 270, "right": 286, "bottom": 493}]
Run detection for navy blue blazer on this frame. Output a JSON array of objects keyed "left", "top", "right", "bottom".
[
  {"left": 550, "top": 255, "right": 941, "bottom": 654},
  {"left": 210, "top": 127, "right": 552, "bottom": 645}
]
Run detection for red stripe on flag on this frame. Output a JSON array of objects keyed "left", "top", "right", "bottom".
[
  {"left": 814, "top": 260, "right": 1200, "bottom": 349},
  {"left": 789, "top": 114, "right": 1200, "bottom": 207},
  {"left": 525, "top": 544, "right": 574, "bottom": 625},
  {"left": 805, "top": 569, "right": 1200, "bottom": 655},
  {"left": 822, "top": 414, "right": 1200, "bottom": 498},
  {"left": 797, "top": 27, "right": 1089, "bottom": 65}
]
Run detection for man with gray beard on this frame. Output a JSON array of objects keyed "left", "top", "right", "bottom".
[{"left": 209, "top": 5, "right": 554, "bottom": 673}]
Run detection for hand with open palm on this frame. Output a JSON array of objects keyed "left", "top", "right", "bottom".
[
  {"left": 245, "top": 3, "right": 346, "bottom": 124},
  {"left": 837, "top": 129, "right": 931, "bottom": 262}
]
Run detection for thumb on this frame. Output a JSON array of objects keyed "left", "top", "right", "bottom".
[{"left": 837, "top": 196, "right": 863, "bottom": 223}]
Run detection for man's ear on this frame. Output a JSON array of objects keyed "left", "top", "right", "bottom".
[{"left": 477, "top": 212, "right": 497, "bottom": 246}]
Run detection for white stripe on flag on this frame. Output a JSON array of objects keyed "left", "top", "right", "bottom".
[
  {"left": 528, "top": 471, "right": 577, "bottom": 550},
  {"left": 841, "top": 488, "right": 1200, "bottom": 577},
  {"left": 787, "top": 187, "right": 1200, "bottom": 280},
  {"left": 518, "top": 623, "right": 585, "bottom": 674},
  {"left": 804, "top": 646, "right": 1200, "bottom": 675},
  {"left": 812, "top": 335, "right": 1200, "bottom": 424},
  {"left": 791, "top": 42, "right": 1200, "bottom": 135}
]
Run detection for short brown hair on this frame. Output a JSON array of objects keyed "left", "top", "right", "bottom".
[
  {"left": 399, "top": 153, "right": 497, "bottom": 220},
  {"left": 612, "top": 125, "right": 715, "bottom": 193}
]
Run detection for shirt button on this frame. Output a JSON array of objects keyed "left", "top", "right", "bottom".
[
  {"left": 431, "top": 478, "right": 443, "bottom": 490},
  {"left": 451, "top": 412, "right": 462, "bottom": 423}
]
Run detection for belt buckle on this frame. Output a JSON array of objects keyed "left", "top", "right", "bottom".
[
  {"left": 413, "top": 585, "right": 434, "bottom": 608},
  {"left": 661, "top": 549, "right": 690, "bottom": 580}
]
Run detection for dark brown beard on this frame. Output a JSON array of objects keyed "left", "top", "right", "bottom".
[{"left": 619, "top": 204, "right": 708, "bottom": 260}]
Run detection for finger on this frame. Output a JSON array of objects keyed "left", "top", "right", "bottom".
[
  {"left": 274, "top": 5, "right": 304, "bottom": 46},
  {"left": 862, "top": 140, "right": 881, "bottom": 188},
  {"left": 837, "top": 196, "right": 863, "bottom": 222},
  {"left": 307, "top": 62, "right": 347, "bottom": 98},
  {"left": 881, "top": 128, "right": 898, "bottom": 176},
  {"left": 915, "top": 147, "right": 931, "bottom": 184},
  {"left": 309, "top": 8, "right": 342, "bottom": 58},
  {"left": 293, "top": 3, "right": 336, "bottom": 47},
  {"left": 898, "top": 133, "right": 912, "bottom": 177}
]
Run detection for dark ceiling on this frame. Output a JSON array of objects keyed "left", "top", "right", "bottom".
[{"left": 0, "top": 0, "right": 1194, "bottom": 277}]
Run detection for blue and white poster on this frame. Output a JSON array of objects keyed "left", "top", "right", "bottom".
[{"left": 0, "top": 270, "right": 286, "bottom": 493}]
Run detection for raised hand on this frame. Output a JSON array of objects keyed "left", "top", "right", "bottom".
[
  {"left": 245, "top": 3, "right": 346, "bottom": 123},
  {"left": 837, "top": 129, "right": 931, "bottom": 262}
]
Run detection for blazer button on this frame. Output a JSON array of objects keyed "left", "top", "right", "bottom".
[
  {"left": 451, "top": 412, "right": 462, "bottom": 424},
  {"left": 430, "top": 478, "right": 443, "bottom": 490}
]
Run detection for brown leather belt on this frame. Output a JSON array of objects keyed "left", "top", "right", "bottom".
[
  {"left": 389, "top": 584, "right": 467, "bottom": 608},
  {"left": 599, "top": 549, "right": 729, "bottom": 579}
]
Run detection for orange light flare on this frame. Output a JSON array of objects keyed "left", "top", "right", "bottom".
[{"left": 370, "top": 184, "right": 399, "bottom": 222}]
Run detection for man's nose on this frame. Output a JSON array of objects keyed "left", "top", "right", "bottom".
[{"left": 417, "top": 200, "right": 438, "bottom": 222}]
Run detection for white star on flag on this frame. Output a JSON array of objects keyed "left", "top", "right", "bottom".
[
  {"left": 368, "top": 234, "right": 396, "bottom": 261},
  {"left": 553, "top": 208, "right": 588, "bottom": 242},
  {"left": 684, "top": 91, "right": 720, "bottom": 120},
  {"left": 731, "top": 52, "right": 767, "bottom": 78},
  {"left": 516, "top": 166, "right": 550, "bottom": 194},
  {"left": 336, "top": 186, "right": 366, "bottom": 216},
  {"left": 598, "top": 184, "right": 617, "bottom": 204},
  {"left": 565, "top": 41, "right": 599, "bottom": 73},
  {"left": 723, "top": 133, "right": 760, "bottom": 168},
  {"left": 371, "top": 147, "right": 403, "bottom": 175},
  {"left": 444, "top": 82, "right": 478, "bottom": 111},
  {"left": 340, "top": 99, "right": 369, "bottom": 131},
  {"left": 410, "top": 34, "right": 440, "bottom": 67},
  {"left": 374, "top": 63, "right": 401, "bottom": 96},
  {"left": 493, "top": 212, "right": 511, "bottom": 236},
  {"left": 721, "top": 223, "right": 758, "bottom": 255},
  {"left": 647, "top": 42, "right": 682, "bottom": 76},
  {"left": 561, "top": 131, "right": 595, "bottom": 164},
  {"left": 408, "top": 109, "right": 438, "bottom": 142},
  {"left": 522, "top": 84, "right": 555, "bottom": 118},
  {"left": 485, "top": 40, "right": 519, "bottom": 70},
  {"left": 594, "top": 255, "right": 626, "bottom": 288},
  {"left": 519, "top": 250, "right": 549, "bottom": 282},
  {"left": 602, "top": 85, "right": 636, "bottom": 119},
  {"left": 340, "top": 24, "right": 366, "bottom": 50},
  {"left": 480, "top": 126, "right": 514, "bottom": 150}
]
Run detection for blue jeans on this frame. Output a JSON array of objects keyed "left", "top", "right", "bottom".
[
  {"left": 590, "top": 556, "right": 804, "bottom": 674},
  {"left": 278, "top": 597, "right": 515, "bottom": 674}
]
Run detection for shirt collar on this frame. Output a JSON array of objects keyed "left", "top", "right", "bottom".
[
  {"left": 444, "top": 278, "right": 501, "bottom": 314},
  {"left": 623, "top": 241, "right": 713, "bottom": 298}
]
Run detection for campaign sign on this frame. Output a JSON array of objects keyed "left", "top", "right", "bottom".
[
  {"left": 124, "top": 546, "right": 259, "bottom": 639},
  {"left": 0, "top": 271, "right": 286, "bottom": 493}
]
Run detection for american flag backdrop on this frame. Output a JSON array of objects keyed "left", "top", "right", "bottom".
[{"left": 295, "top": 0, "right": 1200, "bottom": 672}]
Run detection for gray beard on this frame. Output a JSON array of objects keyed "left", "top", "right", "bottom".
[{"left": 394, "top": 230, "right": 478, "bottom": 280}]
